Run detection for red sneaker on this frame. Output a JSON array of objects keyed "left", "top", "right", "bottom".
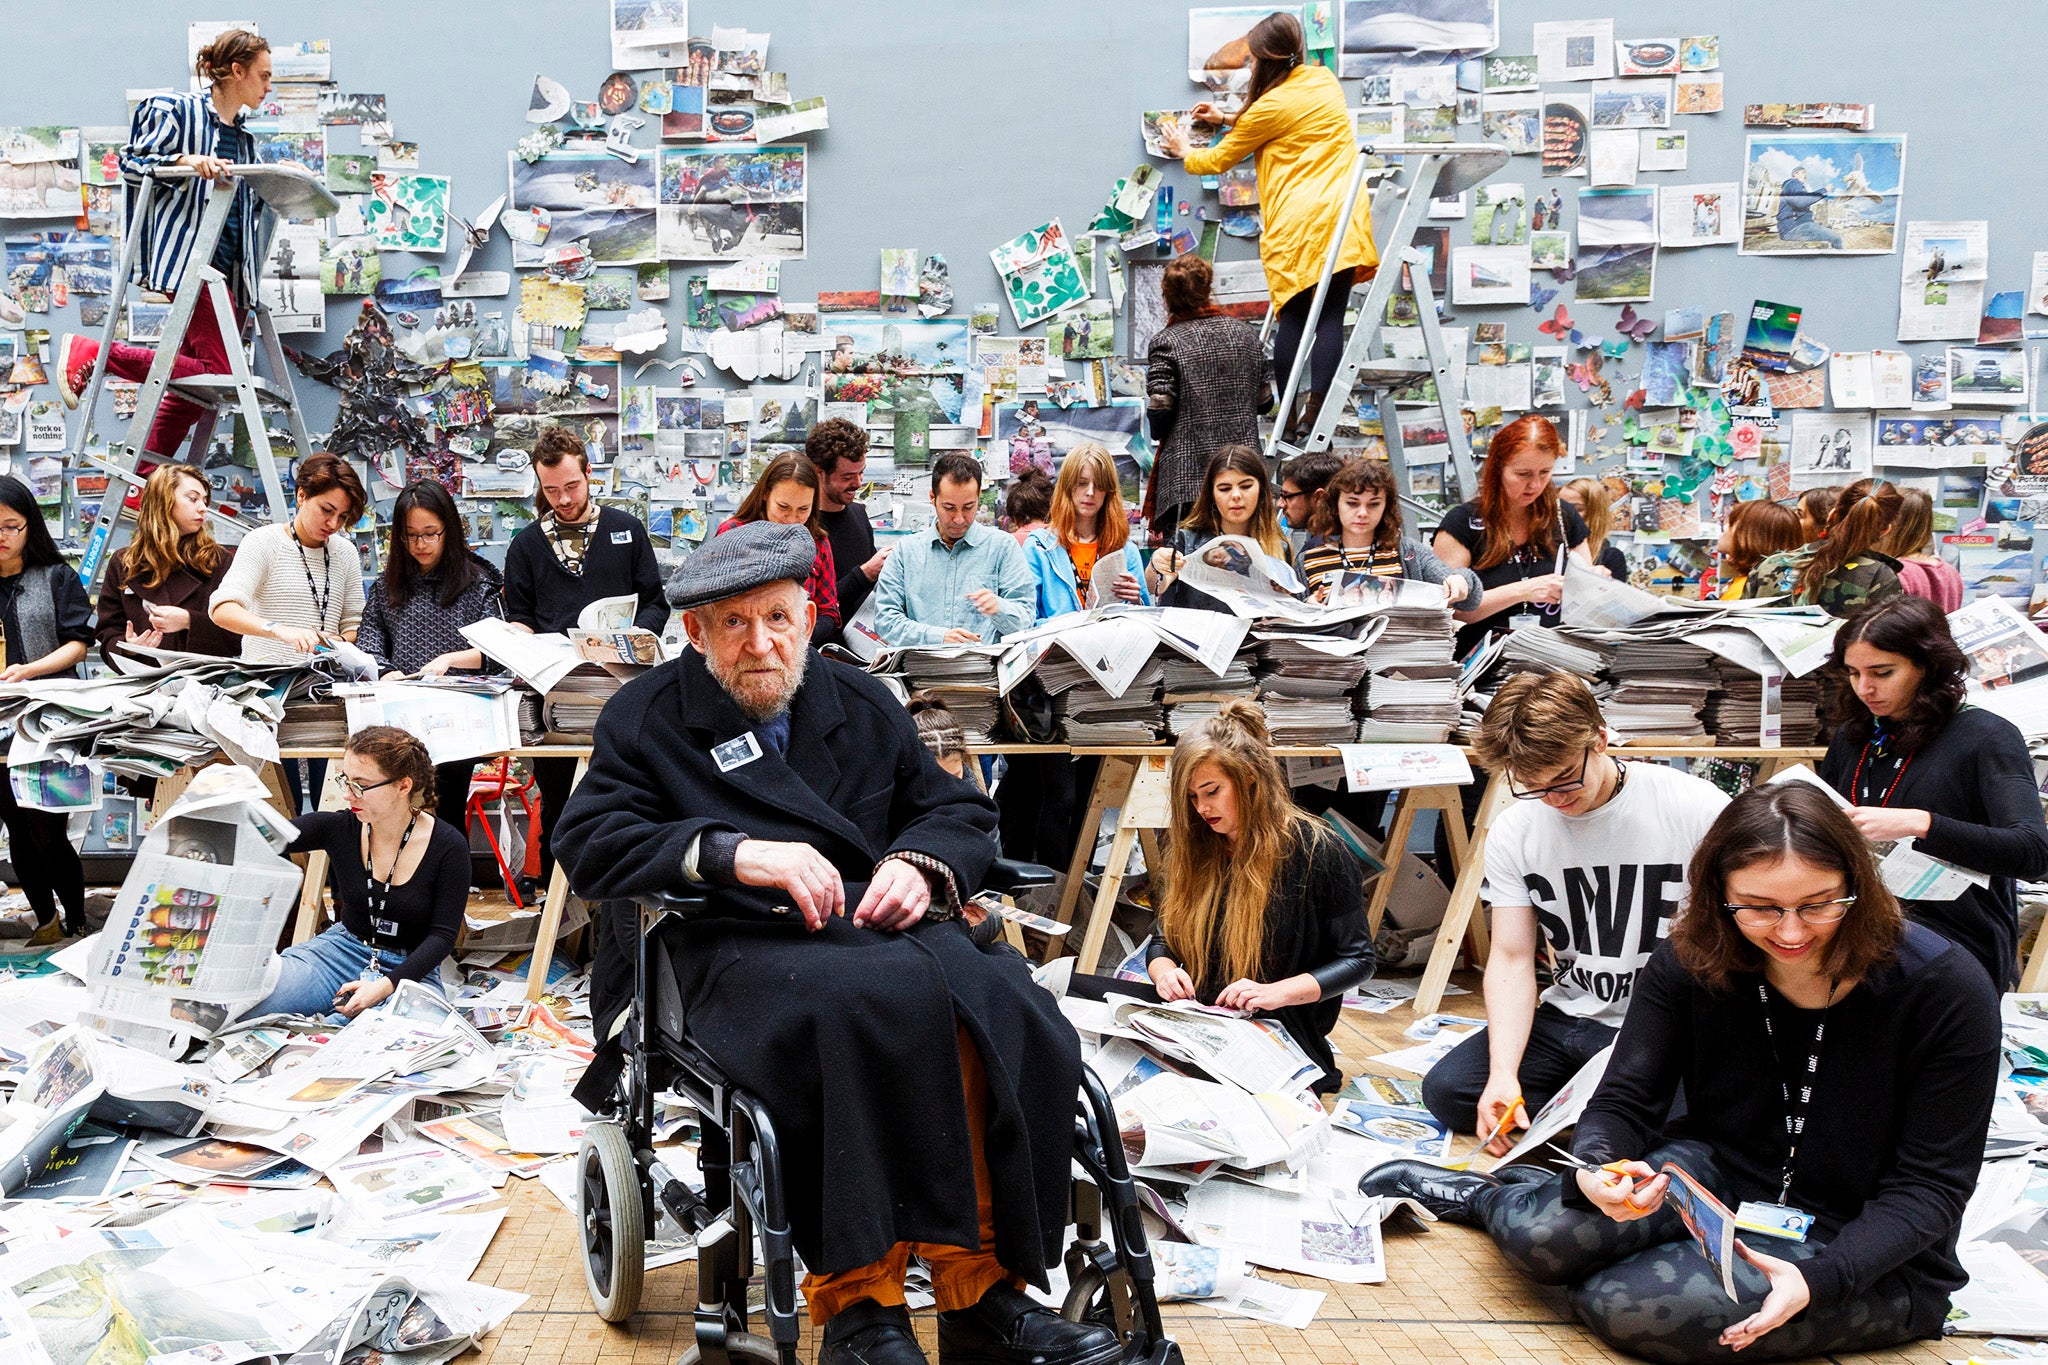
[{"left": 55, "top": 333, "right": 98, "bottom": 410}]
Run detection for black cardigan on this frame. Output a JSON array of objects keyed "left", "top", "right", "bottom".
[
  {"left": 1573, "top": 928, "right": 1999, "bottom": 1340},
  {"left": 821, "top": 502, "right": 877, "bottom": 626},
  {"left": 1150, "top": 823, "right": 1374, "bottom": 1089},
  {"left": 1818, "top": 704, "right": 2048, "bottom": 989},
  {"left": 502, "top": 506, "right": 669, "bottom": 636}
]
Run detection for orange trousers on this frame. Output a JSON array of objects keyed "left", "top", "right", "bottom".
[{"left": 803, "top": 1025, "right": 1024, "bottom": 1324}]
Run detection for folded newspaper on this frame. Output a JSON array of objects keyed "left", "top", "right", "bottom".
[
  {"left": 80, "top": 764, "right": 304, "bottom": 1057},
  {"left": 1768, "top": 765, "right": 1989, "bottom": 902}
]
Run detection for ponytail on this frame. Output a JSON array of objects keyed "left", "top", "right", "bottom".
[{"left": 1797, "top": 481, "right": 1902, "bottom": 601}]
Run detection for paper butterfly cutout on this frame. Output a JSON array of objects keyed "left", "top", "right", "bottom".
[
  {"left": 1616, "top": 304, "right": 1658, "bottom": 344},
  {"left": 1566, "top": 354, "right": 1613, "bottom": 406},
  {"left": 1620, "top": 413, "right": 1651, "bottom": 443},
  {"left": 1536, "top": 304, "right": 1574, "bottom": 341},
  {"left": 1530, "top": 283, "right": 1559, "bottom": 313},
  {"left": 1601, "top": 337, "right": 1631, "bottom": 359},
  {"left": 1622, "top": 386, "right": 1647, "bottom": 412}
]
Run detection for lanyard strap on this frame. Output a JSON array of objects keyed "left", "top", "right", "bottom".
[
  {"left": 291, "top": 528, "right": 334, "bottom": 631},
  {"left": 1756, "top": 978, "right": 1836, "bottom": 1205},
  {"left": 361, "top": 812, "right": 420, "bottom": 964},
  {"left": 1850, "top": 740, "right": 1913, "bottom": 807}
]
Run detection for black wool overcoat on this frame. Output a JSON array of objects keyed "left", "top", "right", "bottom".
[{"left": 557, "top": 646, "right": 1082, "bottom": 1281}]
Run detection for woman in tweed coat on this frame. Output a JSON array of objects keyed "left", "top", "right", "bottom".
[{"left": 1146, "top": 253, "right": 1271, "bottom": 537}]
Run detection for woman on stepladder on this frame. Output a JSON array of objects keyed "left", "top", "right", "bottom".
[
  {"left": 57, "top": 29, "right": 274, "bottom": 483},
  {"left": 1157, "top": 11, "right": 1378, "bottom": 442}
]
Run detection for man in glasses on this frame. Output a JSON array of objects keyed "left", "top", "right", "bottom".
[{"left": 1412, "top": 672, "right": 1729, "bottom": 1186}]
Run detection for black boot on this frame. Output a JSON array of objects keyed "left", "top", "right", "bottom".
[
  {"left": 936, "top": 1282, "right": 1121, "bottom": 1365},
  {"left": 820, "top": 1300, "right": 929, "bottom": 1365},
  {"left": 1358, "top": 1158, "right": 1502, "bottom": 1227}
]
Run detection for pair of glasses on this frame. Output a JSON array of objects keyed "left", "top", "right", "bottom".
[
  {"left": 1508, "top": 749, "right": 1592, "bottom": 800},
  {"left": 337, "top": 773, "right": 398, "bottom": 798},
  {"left": 1722, "top": 896, "right": 1855, "bottom": 929},
  {"left": 403, "top": 529, "right": 445, "bottom": 543}
]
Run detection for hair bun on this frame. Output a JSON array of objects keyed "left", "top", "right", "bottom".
[{"left": 1212, "top": 697, "right": 1271, "bottom": 747}]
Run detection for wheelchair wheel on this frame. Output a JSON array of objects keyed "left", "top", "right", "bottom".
[
  {"left": 1060, "top": 1261, "right": 1123, "bottom": 1334},
  {"left": 679, "top": 1334, "right": 785, "bottom": 1365},
  {"left": 578, "top": 1121, "right": 646, "bottom": 1322}
]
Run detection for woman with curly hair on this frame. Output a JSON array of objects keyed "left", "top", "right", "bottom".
[{"left": 1818, "top": 594, "right": 2048, "bottom": 987}]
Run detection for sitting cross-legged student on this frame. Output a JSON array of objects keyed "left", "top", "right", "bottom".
[
  {"left": 1364, "top": 782, "right": 2000, "bottom": 1364},
  {"left": 1144, "top": 700, "right": 1373, "bottom": 1094},
  {"left": 554, "top": 521, "right": 1119, "bottom": 1365},
  {"left": 1422, "top": 672, "right": 1728, "bottom": 1152}
]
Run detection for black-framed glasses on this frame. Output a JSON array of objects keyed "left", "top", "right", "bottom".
[
  {"left": 1722, "top": 896, "right": 1855, "bottom": 929},
  {"left": 1508, "top": 749, "right": 1592, "bottom": 799},
  {"left": 337, "top": 773, "right": 398, "bottom": 798}
]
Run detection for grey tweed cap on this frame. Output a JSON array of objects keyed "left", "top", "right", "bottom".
[{"left": 664, "top": 519, "right": 817, "bottom": 610}]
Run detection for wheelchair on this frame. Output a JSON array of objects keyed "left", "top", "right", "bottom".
[{"left": 574, "top": 858, "right": 1183, "bottom": 1365}]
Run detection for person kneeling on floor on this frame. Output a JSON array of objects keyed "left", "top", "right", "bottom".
[
  {"left": 1364, "top": 782, "right": 1999, "bottom": 1363},
  {"left": 555, "top": 520, "right": 1118, "bottom": 1365}
]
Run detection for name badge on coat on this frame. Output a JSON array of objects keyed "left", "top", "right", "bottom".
[
  {"left": 611, "top": 530, "right": 633, "bottom": 544},
  {"left": 713, "top": 731, "right": 764, "bottom": 772}
]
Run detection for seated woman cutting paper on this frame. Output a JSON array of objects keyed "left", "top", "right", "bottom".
[
  {"left": 1144, "top": 700, "right": 1372, "bottom": 1094},
  {"left": 1362, "top": 782, "right": 1999, "bottom": 1364}
]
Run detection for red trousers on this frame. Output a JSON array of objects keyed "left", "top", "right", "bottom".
[{"left": 103, "top": 288, "right": 241, "bottom": 457}]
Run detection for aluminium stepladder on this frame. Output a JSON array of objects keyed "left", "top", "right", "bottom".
[
  {"left": 66, "top": 161, "right": 339, "bottom": 593},
  {"left": 1263, "top": 140, "right": 1508, "bottom": 510}
]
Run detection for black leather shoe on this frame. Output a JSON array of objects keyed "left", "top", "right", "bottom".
[
  {"left": 937, "top": 1282, "right": 1121, "bottom": 1365},
  {"left": 1358, "top": 1159, "right": 1501, "bottom": 1226},
  {"left": 821, "top": 1300, "right": 929, "bottom": 1365}
]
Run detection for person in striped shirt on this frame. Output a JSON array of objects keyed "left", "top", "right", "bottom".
[
  {"left": 56, "top": 29, "right": 273, "bottom": 472},
  {"left": 1301, "top": 457, "right": 1477, "bottom": 608}
]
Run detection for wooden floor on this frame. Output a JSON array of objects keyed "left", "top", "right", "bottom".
[{"left": 466, "top": 972, "right": 1994, "bottom": 1365}]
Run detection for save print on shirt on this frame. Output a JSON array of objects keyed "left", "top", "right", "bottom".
[{"left": 1482, "top": 760, "right": 1730, "bottom": 1025}]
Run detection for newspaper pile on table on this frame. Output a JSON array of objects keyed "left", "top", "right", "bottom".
[
  {"left": 1058, "top": 984, "right": 1439, "bottom": 1302},
  {"left": 0, "top": 645, "right": 323, "bottom": 807},
  {"left": 0, "top": 880, "right": 626, "bottom": 1362}
]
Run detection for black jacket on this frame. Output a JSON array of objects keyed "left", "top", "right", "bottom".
[
  {"left": 502, "top": 506, "right": 668, "bottom": 635},
  {"left": 820, "top": 502, "right": 877, "bottom": 627},
  {"left": 1150, "top": 823, "right": 1373, "bottom": 1090},
  {"left": 1574, "top": 928, "right": 2000, "bottom": 1339},
  {"left": 1819, "top": 704, "right": 2048, "bottom": 989},
  {"left": 557, "top": 647, "right": 1081, "bottom": 1282}
]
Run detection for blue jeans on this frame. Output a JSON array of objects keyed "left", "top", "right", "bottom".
[
  {"left": 243, "top": 922, "right": 444, "bottom": 1023},
  {"left": 1778, "top": 218, "right": 1842, "bottom": 248}
]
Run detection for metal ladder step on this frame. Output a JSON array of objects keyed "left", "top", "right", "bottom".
[{"left": 168, "top": 373, "right": 296, "bottom": 410}]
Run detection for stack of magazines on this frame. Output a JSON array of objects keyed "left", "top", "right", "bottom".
[
  {"left": 1358, "top": 665, "right": 1463, "bottom": 742},
  {"left": 896, "top": 648, "right": 1003, "bottom": 743},
  {"left": 1054, "top": 663, "right": 1165, "bottom": 744},
  {"left": 1602, "top": 639, "right": 1715, "bottom": 741}
]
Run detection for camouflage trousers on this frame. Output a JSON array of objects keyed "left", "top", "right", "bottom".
[{"left": 1472, "top": 1140, "right": 1924, "bottom": 1364}]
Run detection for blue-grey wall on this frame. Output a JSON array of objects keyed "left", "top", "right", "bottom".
[{"left": 2, "top": 1, "right": 2039, "bottom": 443}]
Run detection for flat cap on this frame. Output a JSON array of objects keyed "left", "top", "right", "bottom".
[{"left": 665, "top": 519, "right": 818, "bottom": 610}]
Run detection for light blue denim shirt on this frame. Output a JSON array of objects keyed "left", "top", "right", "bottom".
[{"left": 872, "top": 521, "right": 1037, "bottom": 646}]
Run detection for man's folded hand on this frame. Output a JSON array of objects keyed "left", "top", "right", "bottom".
[
  {"left": 852, "top": 857, "right": 931, "bottom": 932},
  {"left": 733, "top": 839, "right": 846, "bottom": 930}
]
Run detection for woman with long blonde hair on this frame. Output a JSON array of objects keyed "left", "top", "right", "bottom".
[
  {"left": 1560, "top": 477, "right": 1627, "bottom": 582},
  {"left": 95, "top": 462, "right": 239, "bottom": 664},
  {"left": 1019, "top": 442, "right": 1149, "bottom": 620},
  {"left": 1146, "top": 699, "right": 1372, "bottom": 1093}
]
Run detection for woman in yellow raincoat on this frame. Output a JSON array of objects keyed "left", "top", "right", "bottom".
[{"left": 1160, "top": 11, "right": 1377, "bottom": 441}]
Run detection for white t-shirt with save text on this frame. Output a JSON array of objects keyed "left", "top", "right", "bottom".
[{"left": 1482, "top": 759, "right": 1730, "bottom": 1026}]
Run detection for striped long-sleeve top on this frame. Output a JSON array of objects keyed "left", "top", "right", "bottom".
[{"left": 118, "top": 92, "right": 268, "bottom": 300}]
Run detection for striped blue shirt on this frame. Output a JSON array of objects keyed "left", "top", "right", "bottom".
[{"left": 118, "top": 92, "right": 268, "bottom": 299}]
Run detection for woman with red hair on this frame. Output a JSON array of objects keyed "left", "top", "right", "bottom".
[{"left": 1432, "top": 416, "right": 1593, "bottom": 658}]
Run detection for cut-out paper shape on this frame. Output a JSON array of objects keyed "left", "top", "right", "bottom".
[
  {"left": 1601, "top": 337, "right": 1630, "bottom": 359},
  {"left": 528, "top": 75, "right": 571, "bottom": 124},
  {"left": 1530, "top": 283, "right": 1559, "bottom": 312},
  {"left": 1536, "top": 304, "right": 1575, "bottom": 341},
  {"left": 1615, "top": 303, "right": 1657, "bottom": 343}
]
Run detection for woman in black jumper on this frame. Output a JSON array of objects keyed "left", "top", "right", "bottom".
[
  {"left": 1145, "top": 699, "right": 1371, "bottom": 1093},
  {"left": 1363, "top": 782, "right": 2000, "bottom": 1362},
  {"left": 1818, "top": 594, "right": 2048, "bottom": 988}
]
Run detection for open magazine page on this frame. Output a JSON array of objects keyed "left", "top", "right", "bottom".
[
  {"left": 1950, "top": 595, "right": 2048, "bottom": 688},
  {"left": 459, "top": 618, "right": 590, "bottom": 693},
  {"left": 1175, "top": 534, "right": 1316, "bottom": 620},
  {"left": 1180, "top": 1179, "right": 1389, "bottom": 1284},
  {"left": 1661, "top": 1161, "right": 1738, "bottom": 1301},
  {"left": 1110, "top": 998, "right": 1323, "bottom": 1096},
  {"left": 1488, "top": 1045, "right": 1613, "bottom": 1169},
  {"left": 0, "top": 1027, "right": 106, "bottom": 1195}
]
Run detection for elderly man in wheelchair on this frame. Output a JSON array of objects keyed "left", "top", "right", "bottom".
[{"left": 558, "top": 522, "right": 1164, "bottom": 1365}]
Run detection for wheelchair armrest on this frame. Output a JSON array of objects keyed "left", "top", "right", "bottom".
[
  {"left": 983, "top": 858, "right": 1057, "bottom": 895},
  {"left": 634, "top": 888, "right": 714, "bottom": 919}
]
